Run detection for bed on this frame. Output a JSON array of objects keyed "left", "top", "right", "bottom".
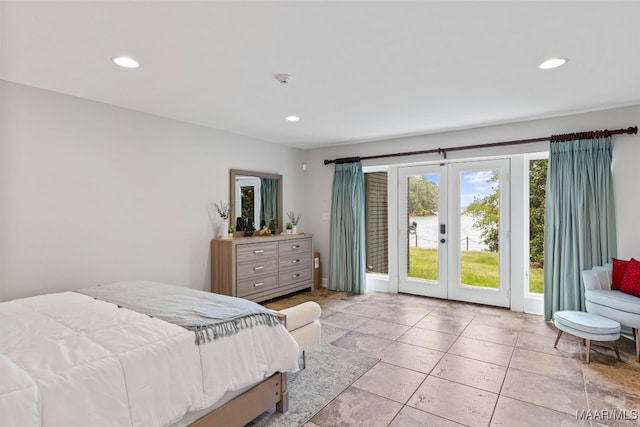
[{"left": 0, "top": 281, "right": 299, "bottom": 427}]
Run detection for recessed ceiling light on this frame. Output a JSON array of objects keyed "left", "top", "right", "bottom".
[
  {"left": 285, "top": 116, "right": 300, "bottom": 122},
  {"left": 112, "top": 56, "right": 140, "bottom": 68},
  {"left": 539, "top": 58, "right": 567, "bottom": 70}
]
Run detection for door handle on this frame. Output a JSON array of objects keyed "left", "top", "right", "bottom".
[{"left": 440, "top": 224, "right": 446, "bottom": 234}]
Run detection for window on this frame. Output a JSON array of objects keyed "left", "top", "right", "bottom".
[
  {"left": 364, "top": 172, "right": 388, "bottom": 274},
  {"left": 528, "top": 157, "right": 547, "bottom": 294}
]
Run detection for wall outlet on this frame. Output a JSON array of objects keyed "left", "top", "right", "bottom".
[{"left": 322, "top": 212, "right": 330, "bottom": 221}]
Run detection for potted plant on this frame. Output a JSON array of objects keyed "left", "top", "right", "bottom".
[
  {"left": 286, "top": 211, "right": 302, "bottom": 234},
  {"left": 213, "top": 200, "right": 231, "bottom": 238}
]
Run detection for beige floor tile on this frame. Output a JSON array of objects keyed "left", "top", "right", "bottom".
[
  {"left": 380, "top": 341, "right": 445, "bottom": 374},
  {"left": 389, "top": 406, "right": 464, "bottom": 427},
  {"left": 509, "top": 348, "right": 583, "bottom": 385},
  {"left": 490, "top": 396, "right": 588, "bottom": 427},
  {"left": 352, "top": 361, "right": 426, "bottom": 404},
  {"left": 353, "top": 318, "right": 411, "bottom": 341},
  {"left": 330, "top": 331, "right": 393, "bottom": 357},
  {"left": 516, "top": 329, "right": 583, "bottom": 359},
  {"left": 398, "top": 326, "right": 458, "bottom": 352},
  {"left": 448, "top": 336, "right": 514, "bottom": 366},
  {"left": 407, "top": 376, "right": 498, "bottom": 427},
  {"left": 260, "top": 289, "right": 639, "bottom": 427},
  {"left": 501, "top": 368, "right": 588, "bottom": 415},
  {"left": 583, "top": 359, "right": 640, "bottom": 419},
  {"left": 415, "top": 314, "right": 471, "bottom": 335},
  {"left": 432, "top": 353, "right": 507, "bottom": 393},
  {"left": 321, "top": 299, "right": 359, "bottom": 312},
  {"left": 321, "top": 311, "right": 368, "bottom": 330},
  {"left": 521, "top": 314, "right": 558, "bottom": 336},
  {"left": 470, "top": 313, "right": 524, "bottom": 331},
  {"left": 427, "top": 306, "right": 478, "bottom": 322},
  {"left": 463, "top": 323, "right": 519, "bottom": 346},
  {"left": 374, "top": 308, "right": 427, "bottom": 326},
  {"left": 339, "top": 301, "right": 388, "bottom": 317},
  {"left": 320, "top": 323, "right": 349, "bottom": 344},
  {"left": 310, "top": 386, "right": 402, "bottom": 427}
]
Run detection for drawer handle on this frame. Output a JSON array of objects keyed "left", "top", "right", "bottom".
[
  {"left": 291, "top": 245, "right": 300, "bottom": 249},
  {"left": 291, "top": 273, "right": 301, "bottom": 279},
  {"left": 253, "top": 249, "right": 264, "bottom": 254},
  {"left": 291, "top": 259, "right": 300, "bottom": 264},
  {"left": 254, "top": 266, "right": 264, "bottom": 271},
  {"left": 254, "top": 282, "right": 265, "bottom": 287}
]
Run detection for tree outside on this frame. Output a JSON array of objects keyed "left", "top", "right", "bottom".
[
  {"left": 408, "top": 176, "right": 438, "bottom": 216},
  {"left": 462, "top": 173, "right": 499, "bottom": 252},
  {"left": 529, "top": 159, "right": 547, "bottom": 267}
]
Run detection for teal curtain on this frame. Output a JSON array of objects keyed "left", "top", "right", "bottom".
[
  {"left": 543, "top": 137, "right": 617, "bottom": 320},
  {"left": 260, "top": 178, "right": 278, "bottom": 228},
  {"left": 329, "top": 163, "right": 366, "bottom": 294}
]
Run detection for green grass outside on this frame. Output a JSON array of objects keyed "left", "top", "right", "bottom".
[{"left": 408, "top": 247, "right": 544, "bottom": 293}]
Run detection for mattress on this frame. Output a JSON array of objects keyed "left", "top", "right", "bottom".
[{"left": 0, "top": 290, "right": 299, "bottom": 427}]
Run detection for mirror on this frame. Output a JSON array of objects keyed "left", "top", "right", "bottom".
[{"left": 230, "top": 169, "right": 283, "bottom": 236}]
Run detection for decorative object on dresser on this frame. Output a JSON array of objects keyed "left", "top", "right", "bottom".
[
  {"left": 211, "top": 200, "right": 232, "bottom": 239},
  {"left": 212, "top": 234, "right": 313, "bottom": 302},
  {"left": 286, "top": 211, "right": 302, "bottom": 234}
]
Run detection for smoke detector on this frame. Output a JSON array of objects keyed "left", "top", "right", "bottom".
[{"left": 275, "top": 73, "right": 292, "bottom": 85}]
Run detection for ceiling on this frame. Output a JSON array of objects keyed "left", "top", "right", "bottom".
[{"left": 2, "top": 1, "right": 639, "bottom": 149}]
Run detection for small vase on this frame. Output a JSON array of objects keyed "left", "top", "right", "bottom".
[
  {"left": 218, "top": 220, "right": 229, "bottom": 239},
  {"left": 292, "top": 225, "right": 297, "bottom": 234}
]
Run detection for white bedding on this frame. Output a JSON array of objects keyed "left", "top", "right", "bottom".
[{"left": 0, "top": 291, "right": 299, "bottom": 427}]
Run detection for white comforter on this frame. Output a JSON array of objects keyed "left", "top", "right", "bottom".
[{"left": 0, "top": 291, "right": 299, "bottom": 427}]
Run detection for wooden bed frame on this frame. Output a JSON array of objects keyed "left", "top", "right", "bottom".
[
  {"left": 190, "top": 310, "right": 292, "bottom": 426},
  {"left": 190, "top": 371, "right": 288, "bottom": 426}
]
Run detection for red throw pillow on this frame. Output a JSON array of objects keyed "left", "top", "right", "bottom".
[
  {"left": 620, "top": 258, "right": 640, "bottom": 298},
  {"left": 612, "top": 258, "right": 630, "bottom": 290}
]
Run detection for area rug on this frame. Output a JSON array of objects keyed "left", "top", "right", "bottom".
[{"left": 247, "top": 344, "right": 380, "bottom": 427}]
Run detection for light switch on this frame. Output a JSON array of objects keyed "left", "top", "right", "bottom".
[{"left": 322, "top": 212, "right": 330, "bottom": 221}]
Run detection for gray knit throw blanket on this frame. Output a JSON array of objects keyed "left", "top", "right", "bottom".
[{"left": 77, "top": 281, "right": 280, "bottom": 345}]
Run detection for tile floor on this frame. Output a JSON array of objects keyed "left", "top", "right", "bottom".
[{"left": 264, "top": 288, "right": 640, "bottom": 427}]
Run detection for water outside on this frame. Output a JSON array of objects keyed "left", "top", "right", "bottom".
[{"left": 409, "top": 214, "right": 488, "bottom": 251}]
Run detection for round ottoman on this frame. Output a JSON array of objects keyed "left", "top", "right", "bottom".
[{"left": 553, "top": 311, "right": 621, "bottom": 363}]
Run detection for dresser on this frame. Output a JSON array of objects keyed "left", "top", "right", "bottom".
[{"left": 211, "top": 234, "right": 313, "bottom": 302}]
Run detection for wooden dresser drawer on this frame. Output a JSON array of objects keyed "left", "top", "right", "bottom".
[
  {"left": 279, "top": 267, "right": 312, "bottom": 287},
  {"left": 237, "top": 242, "right": 278, "bottom": 262},
  {"left": 279, "top": 252, "right": 311, "bottom": 271},
  {"left": 237, "top": 259, "right": 278, "bottom": 280},
  {"left": 211, "top": 234, "right": 314, "bottom": 303},
  {"left": 278, "top": 238, "right": 312, "bottom": 256},
  {"left": 237, "top": 274, "right": 278, "bottom": 297}
]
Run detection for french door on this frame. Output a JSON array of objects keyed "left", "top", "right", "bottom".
[{"left": 398, "top": 159, "right": 510, "bottom": 307}]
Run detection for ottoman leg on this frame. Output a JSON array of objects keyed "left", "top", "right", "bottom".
[
  {"left": 634, "top": 328, "right": 639, "bottom": 363},
  {"left": 554, "top": 330, "right": 563, "bottom": 348},
  {"left": 586, "top": 339, "right": 591, "bottom": 364},
  {"left": 612, "top": 340, "right": 621, "bottom": 361}
]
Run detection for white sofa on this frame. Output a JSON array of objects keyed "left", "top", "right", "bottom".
[
  {"left": 272, "top": 301, "right": 321, "bottom": 368},
  {"left": 583, "top": 263, "right": 640, "bottom": 362}
]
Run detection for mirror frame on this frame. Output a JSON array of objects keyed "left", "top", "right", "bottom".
[{"left": 230, "top": 169, "right": 283, "bottom": 236}]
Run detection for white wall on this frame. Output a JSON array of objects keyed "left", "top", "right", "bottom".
[
  {"left": 0, "top": 81, "right": 306, "bottom": 301},
  {"left": 304, "top": 105, "right": 640, "bottom": 294}
]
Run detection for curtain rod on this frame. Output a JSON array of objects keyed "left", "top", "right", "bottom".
[{"left": 323, "top": 126, "right": 638, "bottom": 165}]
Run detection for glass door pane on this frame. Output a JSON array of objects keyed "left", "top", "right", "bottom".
[
  {"left": 398, "top": 165, "right": 447, "bottom": 299},
  {"left": 458, "top": 169, "right": 500, "bottom": 289},
  {"left": 448, "top": 159, "right": 510, "bottom": 307},
  {"left": 407, "top": 173, "right": 440, "bottom": 282}
]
